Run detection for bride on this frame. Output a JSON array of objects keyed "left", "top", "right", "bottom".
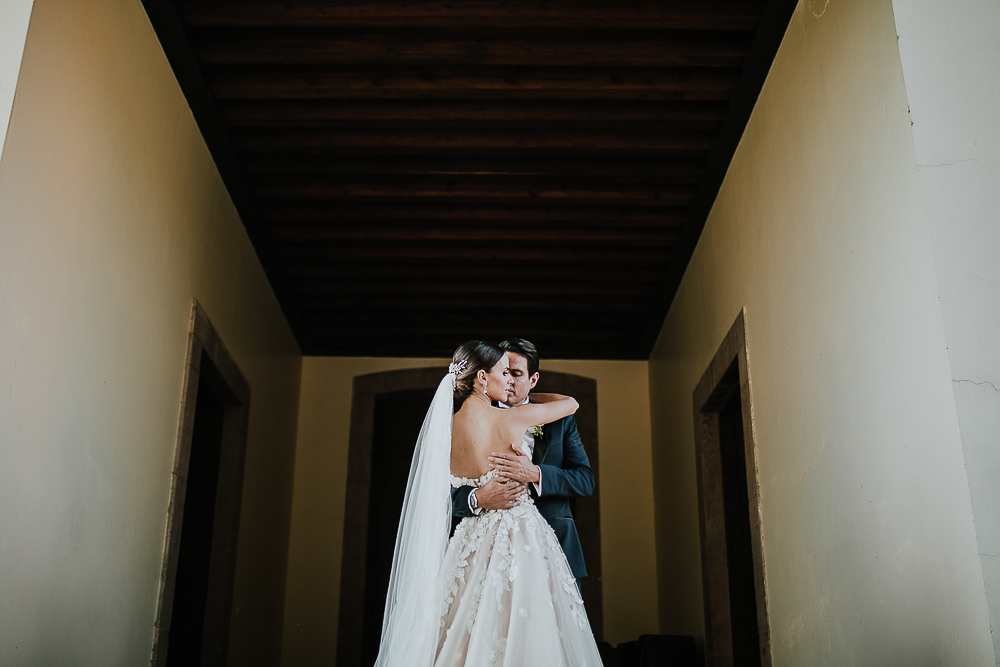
[{"left": 374, "top": 340, "right": 604, "bottom": 667}]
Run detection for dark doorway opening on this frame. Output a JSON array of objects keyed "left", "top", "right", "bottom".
[
  {"left": 167, "top": 353, "right": 228, "bottom": 665},
  {"left": 694, "top": 309, "right": 770, "bottom": 667},
  {"left": 153, "top": 303, "right": 252, "bottom": 667},
  {"left": 717, "top": 362, "right": 760, "bottom": 666},
  {"left": 360, "top": 388, "right": 436, "bottom": 667}
]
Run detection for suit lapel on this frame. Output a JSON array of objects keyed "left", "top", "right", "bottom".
[{"left": 533, "top": 423, "right": 551, "bottom": 465}]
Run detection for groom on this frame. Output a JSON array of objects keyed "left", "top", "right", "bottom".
[{"left": 451, "top": 338, "right": 595, "bottom": 584}]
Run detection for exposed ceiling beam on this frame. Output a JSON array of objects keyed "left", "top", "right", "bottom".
[
  {"left": 276, "top": 245, "right": 673, "bottom": 263},
  {"left": 261, "top": 202, "right": 686, "bottom": 219},
  {"left": 205, "top": 65, "right": 741, "bottom": 100},
  {"left": 217, "top": 99, "right": 730, "bottom": 126},
  {"left": 190, "top": 29, "right": 753, "bottom": 68},
  {"left": 268, "top": 226, "right": 681, "bottom": 244},
  {"left": 178, "top": 0, "right": 768, "bottom": 31},
  {"left": 230, "top": 127, "right": 717, "bottom": 153}
]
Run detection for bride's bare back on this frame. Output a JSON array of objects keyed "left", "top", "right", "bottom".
[
  {"left": 451, "top": 401, "right": 525, "bottom": 478},
  {"left": 450, "top": 394, "right": 580, "bottom": 479}
]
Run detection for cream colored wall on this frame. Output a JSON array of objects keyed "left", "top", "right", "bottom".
[
  {"left": 648, "top": 0, "right": 993, "bottom": 663},
  {"left": 0, "top": 0, "right": 33, "bottom": 161},
  {"left": 892, "top": 0, "right": 1000, "bottom": 660},
  {"left": 282, "top": 356, "right": 657, "bottom": 664},
  {"left": 0, "top": 0, "right": 302, "bottom": 664}
]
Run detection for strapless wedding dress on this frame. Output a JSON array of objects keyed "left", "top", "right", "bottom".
[{"left": 434, "top": 469, "right": 603, "bottom": 667}]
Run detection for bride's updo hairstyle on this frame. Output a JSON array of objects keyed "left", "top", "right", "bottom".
[{"left": 450, "top": 340, "right": 504, "bottom": 408}]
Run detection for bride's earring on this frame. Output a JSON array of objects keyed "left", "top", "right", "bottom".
[{"left": 483, "top": 378, "right": 488, "bottom": 396}]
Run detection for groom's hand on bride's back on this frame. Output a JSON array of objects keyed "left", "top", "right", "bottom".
[
  {"left": 488, "top": 450, "right": 541, "bottom": 484},
  {"left": 475, "top": 478, "right": 527, "bottom": 510}
]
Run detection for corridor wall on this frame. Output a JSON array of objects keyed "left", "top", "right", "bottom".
[
  {"left": 892, "top": 0, "right": 1000, "bottom": 659},
  {"left": 282, "top": 356, "right": 657, "bottom": 665},
  {"left": 0, "top": 0, "right": 33, "bottom": 161},
  {"left": 647, "top": 0, "right": 993, "bottom": 663},
  {"left": 0, "top": 0, "right": 302, "bottom": 664}
]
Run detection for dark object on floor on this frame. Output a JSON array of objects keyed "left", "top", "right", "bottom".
[
  {"left": 597, "top": 634, "right": 699, "bottom": 666},
  {"left": 597, "top": 640, "right": 619, "bottom": 667}
]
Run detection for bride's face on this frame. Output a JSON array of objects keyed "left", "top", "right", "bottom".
[{"left": 481, "top": 354, "right": 512, "bottom": 403}]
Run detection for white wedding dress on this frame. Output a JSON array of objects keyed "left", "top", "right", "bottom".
[{"left": 434, "top": 469, "right": 603, "bottom": 667}]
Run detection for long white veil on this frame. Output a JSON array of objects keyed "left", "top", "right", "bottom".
[{"left": 373, "top": 372, "right": 455, "bottom": 667}]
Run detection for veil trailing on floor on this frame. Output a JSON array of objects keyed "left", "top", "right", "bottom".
[{"left": 373, "top": 372, "right": 455, "bottom": 667}]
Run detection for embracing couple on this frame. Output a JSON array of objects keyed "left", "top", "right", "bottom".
[{"left": 374, "top": 338, "right": 603, "bottom": 667}]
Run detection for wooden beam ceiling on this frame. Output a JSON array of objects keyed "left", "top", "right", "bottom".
[{"left": 143, "top": 0, "right": 797, "bottom": 358}]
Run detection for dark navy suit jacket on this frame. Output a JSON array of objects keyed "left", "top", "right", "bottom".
[{"left": 451, "top": 414, "right": 594, "bottom": 578}]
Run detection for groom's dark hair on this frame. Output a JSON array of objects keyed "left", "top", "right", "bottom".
[{"left": 499, "top": 338, "right": 539, "bottom": 376}]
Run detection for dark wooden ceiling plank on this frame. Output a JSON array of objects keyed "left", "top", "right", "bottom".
[
  {"left": 297, "top": 296, "right": 650, "bottom": 313},
  {"left": 229, "top": 127, "right": 716, "bottom": 152},
  {"left": 252, "top": 181, "right": 696, "bottom": 204},
  {"left": 308, "top": 337, "right": 638, "bottom": 348},
  {"left": 276, "top": 245, "right": 673, "bottom": 263},
  {"left": 292, "top": 281, "right": 661, "bottom": 297},
  {"left": 260, "top": 203, "right": 689, "bottom": 225},
  {"left": 307, "top": 325, "right": 640, "bottom": 340},
  {"left": 260, "top": 200, "right": 691, "bottom": 211},
  {"left": 191, "top": 30, "right": 753, "bottom": 68},
  {"left": 242, "top": 153, "right": 707, "bottom": 174},
  {"left": 178, "top": 0, "right": 768, "bottom": 31},
  {"left": 290, "top": 266, "right": 666, "bottom": 282},
  {"left": 279, "top": 237, "right": 677, "bottom": 250},
  {"left": 286, "top": 264, "right": 667, "bottom": 281},
  {"left": 255, "top": 176, "right": 701, "bottom": 192},
  {"left": 217, "top": 99, "right": 730, "bottom": 126},
  {"left": 205, "top": 65, "right": 741, "bottom": 100},
  {"left": 309, "top": 336, "right": 641, "bottom": 351},
  {"left": 249, "top": 173, "right": 701, "bottom": 187},
  {"left": 305, "top": 327, "right": 638, "bottom": 340},
  {"left": 305, "top": 305, "right": 648, "bottom": 325},
  {"left": 260, "top": 198, "right": 691, "bottom": 209},
  {"left": 307, "top": 341, "right": 644, "bottom": 360},
  {"left": 243, "top": 156, "right": 707, "bottom": 184},
  {"left": 267, "top": 220, "right": 687, "bottom": 235},
  {"left": 238, "top": 147, "right": 711, "bottom": 159},
  {"left": 229, "top": 118, "right": 723, "bottom": 133},
  {"left": 269, "top": 226, "right": 681, "bottom": 243},
  {"left": 306, "top": 319, "right": 649, "bottom": 336}
]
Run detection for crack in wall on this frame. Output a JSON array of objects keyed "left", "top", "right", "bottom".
[
  {"left": 918, "top": 158, "right": 993, "bottom": 168},
  {"left": 954, "top": 379, "right": 1000, "bottom": 393}
]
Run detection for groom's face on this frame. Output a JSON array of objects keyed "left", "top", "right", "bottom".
[{"left": 504, "top": 353, "right": 539, "bottom": 407}]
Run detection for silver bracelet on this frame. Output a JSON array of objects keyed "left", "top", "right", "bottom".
[{"left": 469, "top": 489, "right": 479, "bottom": 511}]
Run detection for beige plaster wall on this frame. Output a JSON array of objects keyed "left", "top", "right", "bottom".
[
  {"left": 892, "top": 0, "right": 1000, "bottom": 661},
  {"left": 648, "top": 0, "right": 993, "bottom": 663},
  {"left": 282, "top": 356, "right": 657, "bottom": 664},
  {"left": 0, "top": 0, "right": 302, "bottom": 664},
  {"left": 0, "top": 0, "right": 33, "bottom": 161}
]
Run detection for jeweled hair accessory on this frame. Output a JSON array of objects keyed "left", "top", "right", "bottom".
[{"left": 448, "top": 359, "right": 468, "bottom": 389}]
